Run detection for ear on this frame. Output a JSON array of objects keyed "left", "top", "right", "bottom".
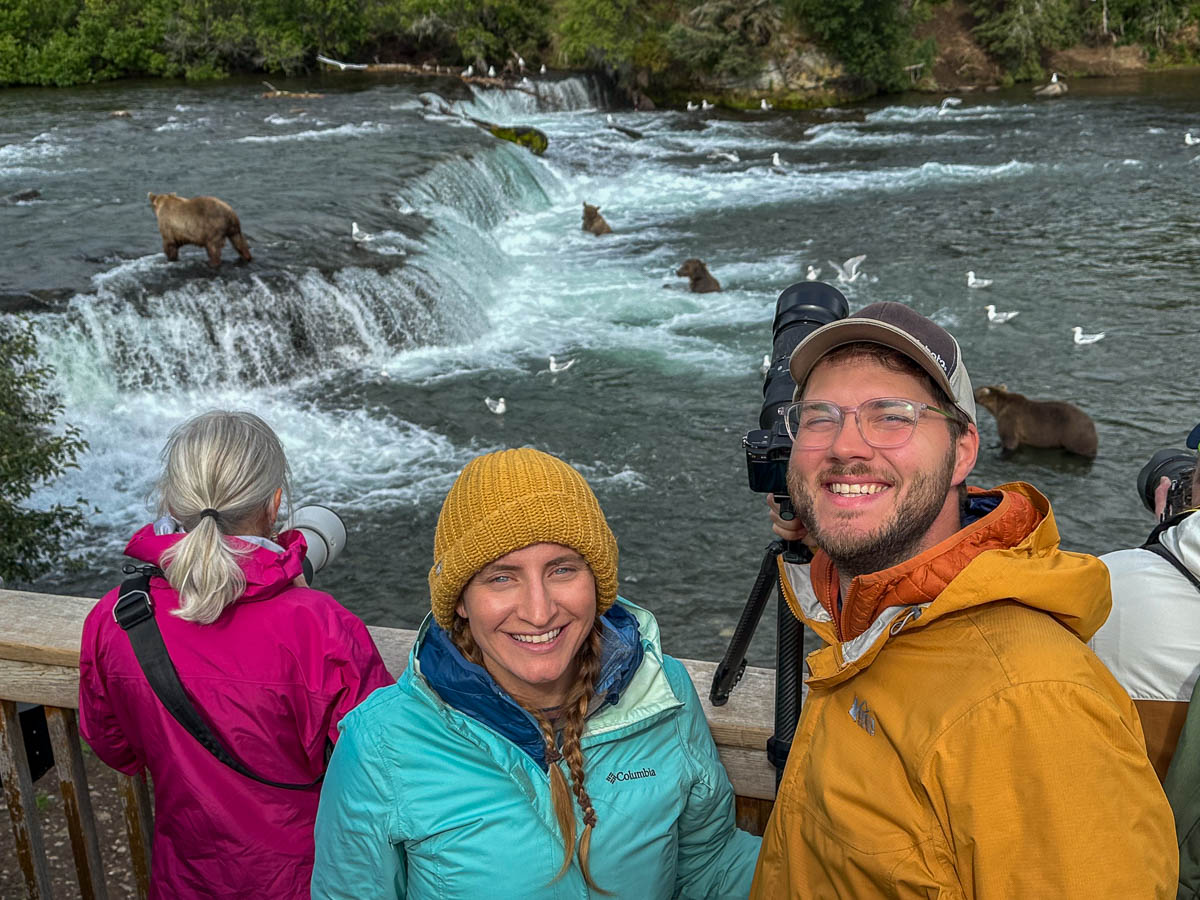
[
  {"left": 952, "top": 423, "right": 980, "bottom": 487},
  {"left": 999, "top": 383, "right": 1008, "bottom": 392},
  {"left": 455, "top": 600, "right": 467, "bottom": 620}
]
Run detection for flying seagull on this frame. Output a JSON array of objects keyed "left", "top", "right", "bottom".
[
  {"left": 828, "top": 255, "right": 867, "bottom": 284},
  {"left": 938, "top": 97, "right": 963, "bottom": 116}
]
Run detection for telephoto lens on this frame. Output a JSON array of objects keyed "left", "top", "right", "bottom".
[
  {"left": 291, "top": 505, "right": 347, "bottom": 583},
  {"left": 745, "top": 281, "right": 849, "bottom": 495},
  {"left": 1137, "top": 449, "right": 1196, "bottom": 520}
]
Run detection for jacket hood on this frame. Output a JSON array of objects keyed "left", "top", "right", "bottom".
[
  {"left": 413, "top": 601, "right": 644, "bottom": 770},
  {"left": 782, "top": 482, "right": 1111, "bottom": 683},
  {"left": 124, "top": 523, "right": 308, "bottom": 604}
]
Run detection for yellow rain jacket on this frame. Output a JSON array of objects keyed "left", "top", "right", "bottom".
[{"left": 751, "top": 483, "right": 1177, "bottom": 899}]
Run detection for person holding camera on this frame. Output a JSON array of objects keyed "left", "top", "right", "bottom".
[
  {"left": 78, "top": 410, "right": 392, "bottom": 899},
  {"left": 1093, "top": 430, "right": 1200, "bottom": 782},
  {"left": 311, "top": 447, "right": 760, "bottom": 899},
  {"left": 752, "top": 302, "right": 1176, "bottom": 898}
]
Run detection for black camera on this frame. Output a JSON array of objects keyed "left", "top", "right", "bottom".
[
  {"left": 1137, "top": 449, "right": 1196, "bottom": 522},
  {"left": 744, "top": 282, "right": 849, "bottom": 496}
]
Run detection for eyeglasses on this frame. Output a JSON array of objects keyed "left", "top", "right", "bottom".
[{"left": 783, "top": 397, "right": 957, "bottom": 449}]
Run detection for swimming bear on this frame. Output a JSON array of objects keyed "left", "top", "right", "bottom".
[
  {"left": 148, "top": 192, "right": 252, "bottom": 269},
  {"left": 581, "top": 202, "right": 612, "bottom": 235},
  {"left": 676, "top": 258, "right": 721, "bottom": 293},
  {"left": 974, "top": 384, "right": 1098, "bottom": 458}
]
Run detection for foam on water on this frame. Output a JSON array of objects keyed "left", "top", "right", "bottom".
[{"left": 235, "top": 122, "right": 391, "bottom": 143}]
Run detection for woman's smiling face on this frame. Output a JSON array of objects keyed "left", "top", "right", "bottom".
[{"left": 456, "top": 542, "right": 597, "bottom": 709}]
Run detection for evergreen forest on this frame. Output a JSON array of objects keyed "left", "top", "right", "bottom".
[{"left": 0, "top": 0, "right": 1198, "bottom": 103}]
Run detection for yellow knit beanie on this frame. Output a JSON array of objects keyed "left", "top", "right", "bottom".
[{"left": 428, "top": 447, "right": 619, "bottom": 629}]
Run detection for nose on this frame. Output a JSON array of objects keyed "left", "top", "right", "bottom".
[
  {"left": 827, "top": 409, "right": 875, "bottom": 461},
  {"left": 517, "top": 578, "right": 555, "bottom": 628}
]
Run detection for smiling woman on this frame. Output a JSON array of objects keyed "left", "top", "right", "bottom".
[{"left": 311, "top": 447, "right": 761, "bottom": 899}]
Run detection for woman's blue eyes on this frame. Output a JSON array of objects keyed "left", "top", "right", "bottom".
[{"left": 485, "top": 565, "right": 576, "bottom": 585}]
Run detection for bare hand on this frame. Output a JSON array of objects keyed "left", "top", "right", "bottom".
[
  {"left": 767, "top": 494, "right": 813, "bottom": 546},
  {"left": 1153, "top": 476, "right": 1171, "bottom": 521}
]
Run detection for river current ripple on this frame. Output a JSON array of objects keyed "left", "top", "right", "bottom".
[{"left": 3, "top": 69, "right": 1200, "bottom": 665}]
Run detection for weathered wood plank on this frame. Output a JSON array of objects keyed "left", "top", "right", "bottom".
[
  {"left": 0, "top": 658, "right": 81, "bottom": 709},
  {"left": 0, "top": 590, "right": 98, "bottom": 667},
  {"left": 118, "top": 772, "right": 153, "bottom": 900},
  {"left": 735, "top": 795, "right": 775, "bottom": 836},
  {"left": 45, "top": 705, "right": 109, "bottom": 900},
  {"left": 0, "top": 699, "right": 52, "bottom": 899}
]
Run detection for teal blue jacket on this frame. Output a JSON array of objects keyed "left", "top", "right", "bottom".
[{"left": 311, "top": 599, "right": 760, "bottom": 899}]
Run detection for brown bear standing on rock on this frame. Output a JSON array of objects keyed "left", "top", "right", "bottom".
[
  {"left": 581, "top": 202, "right": 612, "bottom": 235},
  {"left": 974, "top": 384, "right": 1098, "bottom": 458},
  {"left": 148, "top": 192, "right": 252, "bottom": 269},
  {"left": 676, "top": 258, "right": 721, "bottom": 293}
]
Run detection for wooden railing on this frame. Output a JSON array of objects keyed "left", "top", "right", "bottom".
[{"left": 0, "top": 588, "right": 777, "bottom": 898}]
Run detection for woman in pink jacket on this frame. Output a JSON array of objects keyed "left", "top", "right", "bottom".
[{"left": 79, "top": 410, "right": 392, "bottom": 899}]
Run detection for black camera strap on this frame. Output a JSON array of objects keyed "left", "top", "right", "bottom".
[
  {"left": 1141, "top": 515, "right": 1200, "bottom": 594},
  {"left": 113, "top": 564, "right": 329, "bottom": 790}
]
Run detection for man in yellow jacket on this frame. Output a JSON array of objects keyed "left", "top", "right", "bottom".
[{"left": 752, "top": 301, "right": 1177, "bottom": 898}]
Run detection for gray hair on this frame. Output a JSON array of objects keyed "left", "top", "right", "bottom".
[{"left": 156, "top": 410, "right": 292, "bottom": 624}]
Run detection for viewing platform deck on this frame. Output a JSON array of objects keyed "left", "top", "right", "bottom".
[{"left": 0, "top": 588, "right": 777, "bottom": 898}]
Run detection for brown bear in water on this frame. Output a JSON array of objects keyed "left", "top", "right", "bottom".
[
  {"left": 148, "top": 192, "right": 252, "bottom": 268},
  {"left": 582, "top": 202, "right": 612, "bottom": 235},
  {"left": 676, "top": 258, "right": 721, "bottom": 293},
  {"left": 974, "top": 384, "right": 1098, "bottom": 458}
]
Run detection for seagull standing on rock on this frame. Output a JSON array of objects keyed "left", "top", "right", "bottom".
[
  {"left": 540, "top": 63, "right": 547, "bottom": 75},
  {"left": 967, "top": 271, "right": 992, "bottom": 288},
  {"left": 487, "top": 65, "right": 496, "bottom": 78},
  {"left": 352, "top": 222, "right": 374, "bottom": 243},
  {"left": 985, "top": 304, "right": 1019, "bottom": 323},
  {"left": 1072, "top": 327, "right": 1105, "bottom": 345},
  {"left": 760, "top": 99, "right": 773, "bottom": 111},
  {"left": 485, "top": 396, "right": 506, "bottom": 414},
  {"left": 462, "top": 64, "right": 474, "bottom": 77}
]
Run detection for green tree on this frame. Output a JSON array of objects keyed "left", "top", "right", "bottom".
[
  {"left": 784, "top": 0, "right": 927, "bottom": 91},
  {"left": 971, "top": 0, "right": 1078, "bottom": 78},
  {"left": 0, "top": 318, "right": 89, "bottom": 585}
]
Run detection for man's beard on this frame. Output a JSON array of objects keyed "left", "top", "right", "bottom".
[{"left": 787, "top": 447, "right": 958, "bottom": 579}]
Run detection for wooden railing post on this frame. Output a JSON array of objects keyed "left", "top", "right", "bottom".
[
  {"left": 45, "top": 705, "right": 109, "bottom": 899},
  {"left": 0, "top": 698, "right": 52, "bottom": 898},
  {"left": 118, "top": 771, "right": 153, "bottom": 900}
]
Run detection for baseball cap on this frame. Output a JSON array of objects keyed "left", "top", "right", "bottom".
[{"left": 788, "top": 301, "right": 976, "bottom": 424}]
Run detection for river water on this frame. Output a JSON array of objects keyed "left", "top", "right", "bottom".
[{"left": 4, "top": 69, "right": 1200, "bottom": 666}]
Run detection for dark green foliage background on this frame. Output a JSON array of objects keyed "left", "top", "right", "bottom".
[
  {"left": 0, "top": 0, "right": 1194, "bottom": 92},
  {"left": 0, "top": 319, "right": 89, "bottom": 585}
]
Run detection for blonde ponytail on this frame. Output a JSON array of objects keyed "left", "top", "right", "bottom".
[{"left": 155, "top": 411, "right": 290, "bottom": 624}]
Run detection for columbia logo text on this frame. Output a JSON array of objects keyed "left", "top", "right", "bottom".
[
  {"left": 605, "top": 767, "right": 657, "bottom": 784},
  {"left": 849, "top": 696, "right": 876, "bottom": 736}
]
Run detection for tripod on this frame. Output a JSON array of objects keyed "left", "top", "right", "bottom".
[{"left": 710, "top": 529, "right": 811, "bottom": 786}]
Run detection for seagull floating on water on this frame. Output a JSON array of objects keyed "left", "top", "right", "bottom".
[
  {"left": 540, "top": 64, "right": 547, "bottom": 75},
  {"left": 352, "top": 222, "right": 375, "bottom": 243},
  {"left": 548, "top": 355, "right": 576, "bottom": 373},
  {"left": 1186, "top": 132, "right": 1199, "bottom": 146},
  {"left": 484, "top": 396, "right": 506, "bottom": 414},
  {"left": 828, "top": 254, "right": 867, "bottom": 284},
  {"left": 701, "top": 99, "right": 713, "bottom": 110},
  {"left": 687, "top": 100, "right": 698, "bottom": 111},
  {"left": 761, "top": 354, "right": 771, "bottom": 375},
  {"left": 806, "top": 265, "right": 821, "bottom": 281},
  {"left": 985, "top": 304, "right": 1019, "bottom": 324},
  {"left": 1072, "top": 326, "right": 1105, "bottom": 345},
  {"left": 771, "top": 152, "right": 786, "bottom": 171},
  {"left": 707, "top": 149, "right": 739, "bottom": 163},
  {"left": 760, "top": 99, "right": 773, "bottom": 111},
  {"left": 967, "top": 270, "right": 992, "bottom": 288}
]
